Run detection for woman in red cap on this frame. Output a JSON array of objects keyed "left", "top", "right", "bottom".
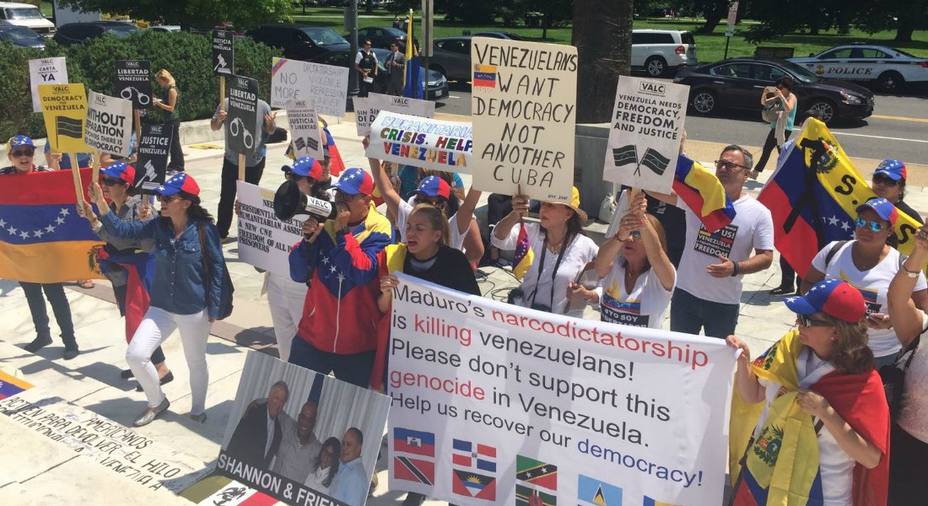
[
  {"left": 728, "top": 278, "right": 889, "bottom": 506},
  {"left": 85, "top": 172, "right": 226, "bottom": 426}
]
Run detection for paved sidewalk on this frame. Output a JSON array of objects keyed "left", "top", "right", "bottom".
[{"left": 1, "top": 116, "right": 925, "bottom": 504}]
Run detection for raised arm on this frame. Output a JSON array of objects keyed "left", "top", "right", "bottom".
[
  {"left": 454, "top": 186, "right": 482, "bottom": 236},
  {"left": 492, "top": 194, "right": 529, "bottom": 243},
  {"left": 363, "top": 137, "right": 402, "bottom": 217},
  {"left": 888, "top": 225, "right": 928, "bottom": 346},
  {"left": 640, "top": 216, "right": 676, "bottom": 291}
]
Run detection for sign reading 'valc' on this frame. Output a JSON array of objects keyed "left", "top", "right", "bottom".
[
  {"left": 353, "top": 92, "right": 435, "bottom": 137},
  {"left": 212, "top": 30, "right": 234, "bottom": 76},
  {"left": 286, "top": 100, "right": 325, "bottom": 161},
  {"left": 603, "top": 76, "right": 689, "bottom": 194},
  {"left": 470, "top": 37, "right": 578, "bottom": 203},
  {"left": 85, "top": 91, "right": 133, "bottom": 157},
  {"left": 38, "top": 83, "right": 88, "bottom": 153},
  {"left": 135, "top": 123, "right": 172, "bottom": 190},
  {"left": 29, "top": 57, "right": 68, "bottom": 113},
  {"left": 227, "top": 76, "right": 260, "bottom": 156},
  {"left": 114, "top": 60, "right": 152, "bottom": 109}
]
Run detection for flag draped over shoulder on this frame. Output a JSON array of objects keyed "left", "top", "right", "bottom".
[
  {"left": 98, "top": 248, "right": 154, "bottom": 341},
  {"left": 758, "top": 118, "right": 922, "bottom": 278},
  {"left": 0, "top": 169, "right": 103, "bottom": 282},
  {"left": 729, "top": 330, "right": 889, "bottom": 506},
  {"left": 512, "top": 222, "right": 534, "bottom": 281},
  {"left": 673, "top": 154, "right": 736, "bottom": 233}
]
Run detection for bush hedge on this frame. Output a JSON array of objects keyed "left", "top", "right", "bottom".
[{"left": 0, "top": 31, "right": 281, "bottom": 141}]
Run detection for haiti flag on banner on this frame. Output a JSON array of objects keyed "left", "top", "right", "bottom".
[
  {"left": 393, "top": 427, "right": 436, "bottom": 486},
  {"left": 0, "top": 169, "right": 103, "bottom": 283},
  {"left": 757, "top": 117, "right": 922, "bottom": 278},
  {"left": 673, "top": 154, "right": 736, "bottom": 233}
]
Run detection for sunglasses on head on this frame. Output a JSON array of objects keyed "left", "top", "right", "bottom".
[
  {"left": 797, "top": 314, "right": 834, "bottom": 328},
  {"left": 102, "top": 177, "right": 125, "bottom": 186},
  {"left": 11, "top": 148, "right": 34, "bottom": 157},
  {"left": 855, "top": 217, "right": 886, "bottom": 232}
]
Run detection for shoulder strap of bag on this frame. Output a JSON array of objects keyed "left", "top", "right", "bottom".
[{"left": 824, "top": 240, "right": 849, "bottom": 270}]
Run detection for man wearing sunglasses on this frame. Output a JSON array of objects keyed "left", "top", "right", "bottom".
[
  {"left": 650, "top": 144, "right": 775, "bottom": 338},
  {"left": 871, "top": 159, "right": 922, "bottom": 228}
]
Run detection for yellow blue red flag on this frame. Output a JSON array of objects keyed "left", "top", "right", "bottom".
[{"left": 673, "top": 154, "right": 736, "bottom": 233}]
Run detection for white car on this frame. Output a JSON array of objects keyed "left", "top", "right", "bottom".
[
  {"left": 0, "top": 2, "right": 54, "bottom": 35},
  {"left": 631, "top": 29, "right": 697, "bottom": 77},
  {"left": 789, "top": 44, "right": 928, "bottom": 92}
]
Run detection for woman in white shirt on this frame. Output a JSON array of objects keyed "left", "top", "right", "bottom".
[
  {"left": 587, "top": 192, "right": 675, "bottom": 328},
  {"left": 885, "top": 223, "right": 928, "bottom": 504},
  {"left": 492, "top": 187, "right": 598, "bottom": 315},
  {"left": 304, "top": 437, "right": 341, "bottom": 493}
]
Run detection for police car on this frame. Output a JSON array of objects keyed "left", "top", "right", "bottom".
[{"left": 789, "top": 44, "right": 928, "bottom": 92}]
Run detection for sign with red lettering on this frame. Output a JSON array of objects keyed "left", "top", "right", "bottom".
[{"left": 366, "top": 111, "right": 472, "bottom": 173}]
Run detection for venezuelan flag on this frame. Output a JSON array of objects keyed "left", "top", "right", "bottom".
[
  {"left": 512, "top": 222, "right": 534, "bottom": 281},
  {"left": 98, "top": 249, "right": 154, "bottom": 342},
  {"left": 323, "top": 126, "right": 345, "bottom": 177},
  {"left": 0, "top": 169, "right": 103, "bottom": 283},
  {"left": 473, "top": 64, "right": 497, "bottom": 88},
  {"left": 672, "top": 154, "right": 736, "bottom": 233}
]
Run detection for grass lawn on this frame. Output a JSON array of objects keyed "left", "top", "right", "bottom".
[{"left": 291, "top": 8, "right": 928, "bottom": 62}]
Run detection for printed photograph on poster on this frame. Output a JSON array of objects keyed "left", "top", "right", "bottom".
[
  {"left": 135, "top": 123, "right": 172, "bottom": 190},
  {"left": 366, "top": 111, "right": 471, "bottom": 172},
  {"left": 603, "top": 76, "right": 689, "bottom": 194},
  {"left": 287, "top": 100, "right": 325, "bottom": 161},
  {"left": 386, "top": 274, "right": 737, "bottom": 506},
  {"left": 38, "top": 83, "right": 88, "bottom": 153},
  {"left": 354, "top": 92, "right": 435, "bottom": 136},
  {"left": 212, "top": 30, "right": 234, "bottom": 76},
  {"left": 206, "top": 351, "right": 389, "bottom": 506},
  {"left": 85, "top": 91, "right": 133, "bottom": 157},
  {"left": 114, "top": 60, "right": 152, "bottom": 109},
  {"left": 470, "top": 37, "right": 577, "bottom": 203},
  {"left": 227, "top": 76, "right": 260, "bottom": 156},
  {"left": 235, "top": 181, "right": 304, "bottom": 277},
  {"left": 29, "top": 57, "right": 68, "bottom": 113},
  {"left": 271, "top": 57, "right": 349, "bottom": 117}
]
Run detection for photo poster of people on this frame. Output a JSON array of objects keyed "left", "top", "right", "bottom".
[{"left": 181, "top": 351, "right": 390, "bottom": 506}]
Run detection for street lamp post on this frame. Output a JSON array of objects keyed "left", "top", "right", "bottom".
[{"left": 348, "top": 0, "right": 359, "bottom": 98}]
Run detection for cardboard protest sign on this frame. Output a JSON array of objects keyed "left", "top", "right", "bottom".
[
  {"left": 114, "top": 60, "right": 152, "bottom": 109},
  {"left": 212, "top": 30, "right": 234, "bottom": 76},
  {"left": 135, "top": 123, "right": 172, "bottom": 191},
  {"left": 470, "top": 37, "right": 578, "bottom": 202},
  {"left": 227, "top": 76, "right": 260, "bottom": 156},
  {"left": 603, "top": 76, "right": 688, "bottom": 194},
  {"left": 29, "top": 57, "right": 67, "bottom": 113},
  {"left": 286, "top": 100, "right": 325, "bottom": 161},
  {"left": 353, "top": 92, "right": 435, "bottom": 136},
  {"left": 366, "top": 111, "right": 471, "bottom": 172},
  {"left": 205, "top": 351, "right": 389, "bottom": 506},
  {"left": 39, "top": 83, "right": 88, "bottom": 153},
  {"left": 387, "top": 275, "right": 737, "bottom": 505},
  {"left": 85, "top": 91, "right": 133, "bottom": 157},
  {"left": 271, "top": 57, "right": 349, "bottom": 117},
  {"left": 235, "top": 181, "right": 305, "bottom": 276}
]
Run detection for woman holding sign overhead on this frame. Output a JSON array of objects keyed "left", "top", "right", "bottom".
[
  {"left": 152, "top": 69, "right": 184, "bottom": 172},
  {"left": 492, "top": 188, "right": 598, "bottom": 315}
]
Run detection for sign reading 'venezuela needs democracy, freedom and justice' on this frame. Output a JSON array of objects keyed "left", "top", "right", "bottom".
[
  {"left": 114, "top": 60, "right": 152, "bottom": 109},
  {"left": 270, "top": 57, "right": 349, "bottom": 117},
  {"left": 235, "top": 181, "right": 303, "bottom": 276},
  {"left": 85, "top": 91, "right": 133, "bottom": 157},
  {"left": 603, "top": 76, "right": 689, "bottom": 194},
  {"left": 135, "top": 123, "right": 172, "bottom": 191},
  {"left": 387, "top": 275, "right": 737, "bottom": 506},
  {"left": 212, "top": 30, "right": 234, "bottom": 76},
  {"left": 227, "top": 76, "right": 260, "bottom": 156},
  {"left": 470, "top": 37, "right": 577, "bottom": 203},
  {"left": 366, "top": 111, "right": 471, "bottom": 172},
  {"left": 29, "top": 57, "right": 68, "bottom": 113}
]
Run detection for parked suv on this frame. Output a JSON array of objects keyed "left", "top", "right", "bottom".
[
  {"left": 248, "top": 24, "right": 349, "bottom": 61},
  {"left": 631, "top": 29, "right": 696, "bottom": 77},
  {"left": 0, "top": 2, "right": 55, "bottom": 35}
]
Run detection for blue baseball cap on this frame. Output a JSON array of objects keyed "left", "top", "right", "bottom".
[
  {"left": 157, "top": 172, "right": 200, "bottom": 197},
  {"left": 785, "top": 279, "right": 866, "bottom": 323},
  {"left": 100, "top": 161, "right": 135, "bottom": 184},
  {"left": 856, "top": 197, "right": 898, "bottom": 226},
  {"left": 9, "top": 135, "right": 35, "bottom": 150},
  {"left": 290, "top": 156, "right": 324, "bottom": 180},
  {"left": 874, "top": 159, "right": 907, "bottom": 182},
  {"left": 333, "top": 167, "right": 374, "bottom": 196}
]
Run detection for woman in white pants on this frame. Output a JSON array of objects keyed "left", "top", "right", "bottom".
[{"left": 87, "top": 172, "right": 224, "bottom": 427}]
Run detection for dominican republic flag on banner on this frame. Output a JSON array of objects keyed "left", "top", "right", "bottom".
[{"left": 451, "top": 439, "right": 497, "bottom": 500}]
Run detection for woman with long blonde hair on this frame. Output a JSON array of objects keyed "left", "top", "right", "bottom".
[{"left": 153, "top": 69, "right": 183, "bottom": 171}]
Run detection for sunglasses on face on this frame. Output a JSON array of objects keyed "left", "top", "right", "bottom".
[
  {"left": 157, "top": 195, "right": 180, "bottom": 203},
  {"left": 855, "top": 217, "right": 886, "bottom": 232},
  {"left": 102, "top": 178, "right": 124, "bottom": 186},
  {"left": 797, "top": 314, "right": 834, "bottom": 328},
  {"left": 715, "top": 160, "right": 747, "bottom": 171},
  {"left": 11, "top": 149, "right": 34, "bottom": 157}
]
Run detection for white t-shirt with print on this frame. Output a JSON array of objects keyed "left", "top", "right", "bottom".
[
  {"left": 492, "top": 222, "right": 598, "bottom": 315},
  {"left": 599, "top": 261, "right": 674, "bottom": 329},
  {"left": 676, "top": 195, "right": 775, "bottom": 304},
  {"left": 811, "top": 240, "right": 927, "bottom": 357},
  {"left": 397, "top": 198, "right": 465, "bottom": 250}
]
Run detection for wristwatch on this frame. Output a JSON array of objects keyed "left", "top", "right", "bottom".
[{"left": 902, "top": 264, "right": 921, "bottom": 279}]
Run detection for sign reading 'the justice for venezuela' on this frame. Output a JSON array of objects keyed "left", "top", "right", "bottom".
[{"left": 470, "top": 37, "right": 577, "bottom": 203}]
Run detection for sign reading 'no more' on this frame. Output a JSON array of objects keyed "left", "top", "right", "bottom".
[{"left": 227, "top": 76, "right": 260, "bottom": 156}]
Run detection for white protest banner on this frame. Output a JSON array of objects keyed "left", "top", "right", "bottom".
[
  {"left": 29, "top": 57, "right": 68, "bottom": 113},
  {"left": 366, "top": 111, "right": 472, "bottom": 172},
  {"left": 603, "top": 76, "right": 688, "bottom": 194},
  {"left": 287, "top": 100, "right": 325, "bottom": 161},
  {"left": 85, "top": 90, "right": 133, "bottom": 157},
  {"left": 354, "top": 92, "right": 435, "bottom": 136},
  {"left": 235, "top": 181, "right": 303, "bottom": 276},
  {"left": 270, "top": 57, "right": 349, "bottom": 117},
  {"left": 470, "top": 37, "right": 577, "bottom": 203},
  {"left": 387, "top": 274, "right": 736, "bottom": 506}
]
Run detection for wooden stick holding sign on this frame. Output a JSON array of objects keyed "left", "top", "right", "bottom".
[
  {"left": 238, "top": 152, "right": 246, "bottom": 181},
  {"left": 219, "top": 76, "right": 226, "bottom": 112},
  {"left": 69, "top": 153, "right": 86, "bottom": 204}
]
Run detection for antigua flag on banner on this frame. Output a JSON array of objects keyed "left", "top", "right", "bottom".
[
  {"left": 0, "top": 169, "right": 103, "bottom": 283},
  {"left": 451, "top": 439, "right": 496, "bottom": 500}
]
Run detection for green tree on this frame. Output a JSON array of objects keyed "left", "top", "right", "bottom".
[
  {"left": 56, "top": 0, "right": 291, "bottom": 29},
  {"left": 853, "top": 0, "right": 927, "bottom": 42},
  {"left": 572, "top": 0, "right": 632, "bottom": 123}
]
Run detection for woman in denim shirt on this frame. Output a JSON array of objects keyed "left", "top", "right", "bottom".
[{"left": 86, "top": 172, "right": 225, "bottom": 427}]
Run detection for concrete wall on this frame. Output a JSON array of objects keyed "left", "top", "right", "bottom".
[{"left": 574, "top": 123, "right": 616, "bottom": 220}]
